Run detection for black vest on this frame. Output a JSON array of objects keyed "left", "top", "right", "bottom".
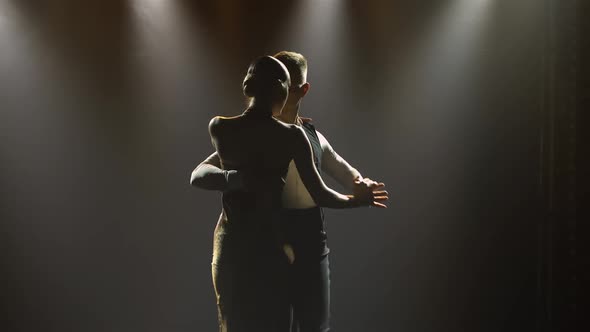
[
  {"left": 301, "top": 121, "right": 323, "bottom": 172},
  {"left": 283, "top": 121, "right": 330, "bottom": 258}
]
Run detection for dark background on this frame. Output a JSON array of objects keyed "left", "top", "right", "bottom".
[{"left": 0, "top": 1, "right": 584, "bottom": 331}]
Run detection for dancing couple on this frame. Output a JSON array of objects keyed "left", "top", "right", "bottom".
[{"left": 190, "top": 51, "right": 388, "bottom": 332}]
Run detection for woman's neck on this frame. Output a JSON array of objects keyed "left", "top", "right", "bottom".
[{"left": 245, "top": 101, "right": 274, "bottom": 117}]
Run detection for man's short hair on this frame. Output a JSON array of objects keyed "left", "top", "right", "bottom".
[{"left": 273, "top": 51, "right": 307, "bottom": 86}]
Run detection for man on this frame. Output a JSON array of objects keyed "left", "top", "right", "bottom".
[{"left": 191, "top": 51, "right": 385, "bottom": 332}]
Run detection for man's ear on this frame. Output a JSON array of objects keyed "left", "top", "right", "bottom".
[{"left": 301, "top": 82, "right": 311, "bottom": 96}]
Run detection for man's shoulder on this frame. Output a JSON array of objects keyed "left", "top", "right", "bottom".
[
  {"left": 299, "top": 116, "right": 314, "bottom": 124},
  {"left": 298, "top": 116, "right": 319, "bottom": 133},
  {"left": 299, "top": 118, "right": 325, "bottom": 140}
]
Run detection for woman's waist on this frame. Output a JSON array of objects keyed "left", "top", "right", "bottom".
[
  {"left": 213, "top": 225, "right": 285, "bottom": 264},
  {"left": 280, "top": 206, "right": 322, "bottom": 217}
]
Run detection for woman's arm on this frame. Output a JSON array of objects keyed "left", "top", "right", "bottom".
[
  {"left": 189, "top": 152, "right": 244, "bottom": 191},
  {"left": 208, "top": 116, "right": 221, "bottom": 150},
  {"left": 193, "top": 117, "right": 243, "bottom": 191},
  {"left": 199, "top": 116, "right": 286, "bottom": 193}
]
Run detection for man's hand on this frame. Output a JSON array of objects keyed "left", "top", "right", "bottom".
[{"left": 352, "top": 177, "right": 388, "bottom": 208}]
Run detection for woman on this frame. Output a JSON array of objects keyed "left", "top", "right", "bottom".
[{"left": 208, "top": 56, "right": 386, "bottom": 332}]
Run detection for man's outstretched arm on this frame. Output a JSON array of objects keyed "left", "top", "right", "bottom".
[
  {"left": 189, "top": 152, "right": 243, "bottom": 191},
  {"left": 317, "top": 131, "right": 384, "bottom": 190},
  {"left": 317, "top": 131, "right": 362, "bottom": 188}
]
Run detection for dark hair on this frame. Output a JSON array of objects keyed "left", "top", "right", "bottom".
[
  {"left": 273, "top": 51, "right": 307, "bottom": 86},
  {"left": 243, "top": 56, "right": 290, "bottom": 103}
]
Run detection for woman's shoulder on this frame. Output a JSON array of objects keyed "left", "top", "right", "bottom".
[
  {"left": 209, "top": 115, "right": 242, "bottom": 133},
  {"left": 272, "top": 119, "right": 308, "bottom": 146},
  {"left": 209, "top": 115, "right": 241, "bottom": 124}
]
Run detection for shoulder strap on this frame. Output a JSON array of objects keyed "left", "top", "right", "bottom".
[{"left": 300, "top": 121, "right": 323, "bottom": 171}]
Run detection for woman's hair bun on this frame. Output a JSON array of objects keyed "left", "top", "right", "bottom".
[{"left": 242, "top": 56, "right": 290, "bottom": 100}]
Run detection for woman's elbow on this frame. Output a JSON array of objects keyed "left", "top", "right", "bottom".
[{"left": 189, "top": 168, "right": 203, "bottom": 187}]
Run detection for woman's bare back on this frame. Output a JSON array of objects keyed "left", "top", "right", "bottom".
[
  {"left": 210, "top": 113, "right": 297, "bottom": 174},
  {"left": 210, "top": 111, "right": 356, "bottom": 209}
]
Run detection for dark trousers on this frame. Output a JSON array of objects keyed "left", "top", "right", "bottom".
[
  {"left": 281, "top": 207, "right": 331, "bottom": 332},
  {"left": 288, "top": 254, "right": 331, "bottom": 332}
]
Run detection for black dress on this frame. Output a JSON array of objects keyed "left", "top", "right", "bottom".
[{"left": 211, "top": 164, "right": 292, "bottom": 332}]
